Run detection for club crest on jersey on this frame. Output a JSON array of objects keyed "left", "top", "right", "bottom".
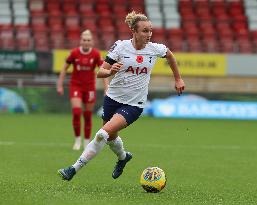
[
  {"left": 125, "top": 66, "right": 148, "bottom": 75},
  {"left": 136, "top": 56, "right": 143, "bottom": 63}
]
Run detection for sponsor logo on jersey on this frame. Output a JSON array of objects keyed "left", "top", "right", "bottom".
[{"left": 125, "top": 66, "right": 148, "bottom": 75}]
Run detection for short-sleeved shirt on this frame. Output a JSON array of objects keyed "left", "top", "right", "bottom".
[
  {"left": 106, "top": 40, "right": 168, "bottom": 108},
  {"left": 66, "top": 47, "right": 103, "bottom": 91}
]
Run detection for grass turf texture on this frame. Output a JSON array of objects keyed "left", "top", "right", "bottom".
[{"left": 0, "top": 114, "right": 257, "bottom": 205}]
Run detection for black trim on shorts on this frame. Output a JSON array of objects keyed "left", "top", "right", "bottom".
[{"left": 105, "top": 56, "right": 117, "bottom": 65}]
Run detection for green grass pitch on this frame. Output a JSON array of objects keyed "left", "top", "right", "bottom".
[{"left": 0, "top": 114, "right": 257, "bottom": 205}]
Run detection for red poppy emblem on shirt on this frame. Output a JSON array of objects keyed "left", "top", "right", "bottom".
[{"left": 136, "top": 56, "right": 144, "bottom": 63}]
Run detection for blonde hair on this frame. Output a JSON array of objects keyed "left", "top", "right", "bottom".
[
  {"left": 125, "top": 11, "right": 148, "bottom": 31},
  {"left": 81, "top": 29, "right": 93, "bottom": 38}
]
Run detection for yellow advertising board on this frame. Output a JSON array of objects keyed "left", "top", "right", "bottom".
[
  {"left": 152, "top": 53, "right": 227, "bottom": 76},
  {"left": 53, "top": 49, "right": 70, "bottom": 73},
  {"left": 53, "top": 49, "right": 108, "bottom": 73}
]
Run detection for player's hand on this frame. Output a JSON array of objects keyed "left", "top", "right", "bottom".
[
  {"left": 57, "top": 85, "right": 64, "bottom": 95},
  {"left": 110, "top": 62, "right": 123, "bottom": 75},
  {"left": 175, "top": 78, "right": 185, "bottom": 96}
]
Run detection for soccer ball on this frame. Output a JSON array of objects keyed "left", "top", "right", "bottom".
[{"left": 140, "top": 167, "right": 167, "bottom": 193}]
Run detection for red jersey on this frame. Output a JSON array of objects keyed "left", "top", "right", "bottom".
[{"left": 66, "top": 47, "right": 103, "bottom": 90}]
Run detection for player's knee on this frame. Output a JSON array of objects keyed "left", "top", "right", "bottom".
[
  {"left": 73, "top": 107, "right": 82, "bottom": 116},
  {"left": 95, "top": 128, "right": 109, "bottom": 142}
]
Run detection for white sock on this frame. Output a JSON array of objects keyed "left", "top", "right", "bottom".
[
  {"left": 107, "top": 136, "right": 126, "bottom": 160},
  {"left": 84, "top": 138, "right": 90, "bottom": 149},
  {"left": 72, "top": 129, "right": 109, "bottom": 172},
  {"left": 73, "top": 136, "right": 81, "bottom": 150}
]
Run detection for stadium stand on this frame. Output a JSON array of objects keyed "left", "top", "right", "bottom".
[{"left": 0, "top": 0, "right": 256, "bottom": 53}]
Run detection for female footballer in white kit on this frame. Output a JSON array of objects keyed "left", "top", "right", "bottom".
[{"left": 58, "top": 11, "right": 185, "bottom": 181}]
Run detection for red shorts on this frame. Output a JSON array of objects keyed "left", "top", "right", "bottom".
[{"left": 69, "top": 85, "right": 96, "bottom": 103}]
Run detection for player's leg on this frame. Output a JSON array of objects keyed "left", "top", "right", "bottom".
[
  {"left": 105, "top": 105, "right": 143, "bottom": 179},
  {"left": 73, "top": 114, "right": 127, "bottom": 170},
  {"left": 104, "top": 120, "right": 132, "bottom": 179},
  {"left": 82, "top": 90, "right": 96, "bottom": 149},
  {"left": 58, "top": 114, "right": 127, "bottom": 181},
  {"left": 70, "top": 86, "right": 83, "bottom": 150},
  {"left": 100, "top": 96, "right": 128, "bottom": 163},
  {"left": 58, "top": 96, "right": 142, "bottom": 181}
]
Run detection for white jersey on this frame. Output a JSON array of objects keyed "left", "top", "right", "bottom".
[{"left": 106, "top": 40, "right": 168, "bottom": 108}]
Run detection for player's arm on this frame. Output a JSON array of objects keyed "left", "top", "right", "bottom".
[
  {"left": 165, "top": 49, "right": 185, "bottom": 95},
  {"left": 97, "top": 57, "right": 123, "bottom": 78},
  {"left": 57, "top": 62, "right": 70, "bottom": 95},
  {"left": 102, "top": 78, "right": 109, "bottom": 95}
]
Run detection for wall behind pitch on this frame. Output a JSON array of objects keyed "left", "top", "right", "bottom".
[{"left": 227, "top": 54, "right": 257, "bottom": 76}]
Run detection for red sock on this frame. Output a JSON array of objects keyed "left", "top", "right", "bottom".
[
  {"left": 83, "top": 111, "right": 92, "bottom": 139},
  {"left": 72, "top": 107, "right": 82, "bottom": 137}
]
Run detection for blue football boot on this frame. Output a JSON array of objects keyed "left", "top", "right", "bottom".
[
  {"left": 112, "top": 152, "right": 132, "bottom": 179},
  {"left": 58, "top": 166, "right": 76, "bottom": 181}
]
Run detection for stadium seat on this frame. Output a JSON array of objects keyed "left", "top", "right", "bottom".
[
  {"left": 168, "top": 38, "right": 184, "bottom": 52},
  {"left": 29, "top": 0, "right": 45, "bottom": 15},
  {"left": 0, "top": 27, "right": 15, "bottom": 50},
  {"left": 117, "top": 32, "right": 131, "bottom": 40},
  {"left": 0, "top": 0, "right": 255, "bottom": 53},
  {"left": 220, "top": 38, "right": 235, "bottom": 53},
  {"left": 187, "top": 39, "right": 203, "bottom": 53},
  {"left": 64, "top": 16, "right": 80, "bottom": 29},
  {"left": 203, "top": 38, "right": 220, "bottom": 53},
  {"left": 237, "top": 39, "right": 253, "bottom": 53},
  {"left": 34, "top": 39, "right": 49, "bottom": 51}
]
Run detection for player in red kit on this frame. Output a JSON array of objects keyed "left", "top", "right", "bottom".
[{"left": 57, "top": 30, "right": 108, "bottom": 150}]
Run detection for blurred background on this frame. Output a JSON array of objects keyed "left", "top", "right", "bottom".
[{"left": 0, "top": 0, "right": 257, "bottom": 119}]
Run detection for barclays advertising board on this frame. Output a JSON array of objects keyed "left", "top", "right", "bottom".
[{"left": 151, "top": 96, "right": 257, "bottom": 120}]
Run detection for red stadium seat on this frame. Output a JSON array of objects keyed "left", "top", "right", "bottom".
[
  {"left": 187, "top": 39, "right": 203, "bottom": 52},
  {"left": 151, "top": 36, "right": 167, "bottom": 45},
  {"left": 78, "top": 0, "right": 95, "bottom": 3},
  {"left": 237, "top": 39, "right": 253, "bottom": 53},
  {"left": 63, "top": 3, "right": 78, "bottom": 13},
  {"left": 16, "top": 38, "right": 32, "bottom": 50},
  {"left": 220, "top": 38, "right": 235, "bottom": 53},
  {"left": 166, "top": 28, "right": 183, "bottom": 38},
  {"left": 98, "top": 30, "right": 116, "bottom": 50},
  {"left": 50, "top": 34, "right": 65, "bottom": 49},
  {"left": 179, "top": 0, "right": 193, "bottom": 8},
  {"left": 81, "top": 23, "right": 98, "bottom": 33},
  {"left": 66, "top": 28, "right": 81, "bottom": 40},
  {"left": 1, "top": 39, "right": 15, "bottom": 50},
  {"left": 66, "top": 37, "right": 80, "bottom": 49},
  {"left": 117, "top": 32, "right": 131, "bottom": 40},
  {"left": 31, "top": 15, "right": 47, "bottom": 29},
  {"left": 34, "top": 36, "right": 50, "bottom": 51},
  {"left": 0, "top": 27, "right": 15, "bottom": 50},
  {"left": 79, "top": 4, "right": 94, "bottom": 13},
  {"left": 48, "top": 16, "right": 63, "bottom": 28},
  {"left": 168, "top": 38, "right": 184, "bottom": 52},
  {"left": 203, "top": 38, "right": 220, "bottom": 53},
  {"left": 64, "top": 16, "right": 80, "bottom": 28}
]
